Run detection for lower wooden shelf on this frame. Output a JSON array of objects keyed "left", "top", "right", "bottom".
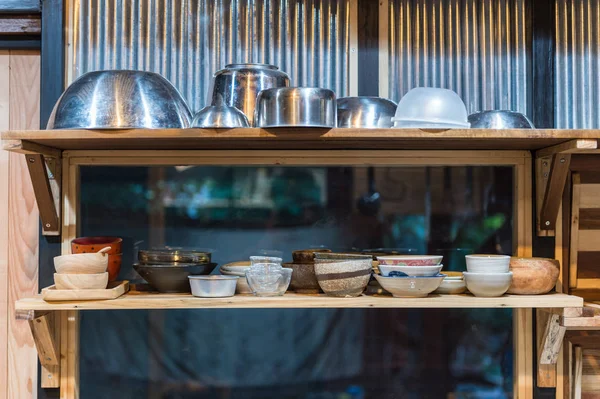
[{"left": 15, "top": 292, "right": 583, "bottom": 311}]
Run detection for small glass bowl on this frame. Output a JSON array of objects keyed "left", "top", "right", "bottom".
[{"left": 246, "top": 267, "right": 292, "bottom": 297}]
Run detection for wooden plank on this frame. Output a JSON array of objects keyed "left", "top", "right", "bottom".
[
  {"left": 540, "top": 154, "right": 572, "bottom": 231},
  {"left": 570, "top": 289, "right": 600, "bottom": 302},
  {"left": 579, "top": 209, "right": 600, "bottom": 230},
  {"left": 561, "top": 314, "right": 600, "bottom": 330},
  {"left": 28, "top": 312, "right": 59, "bottom": 367},
  {"left": 579, "top": 172, "right": 600, "bottom": 185},
  {"left": 25, "top": 154, "right": 59, "bottom": 235},
  {"left": 378, "top": 0, "right": 389, "bottom": 99},
  {"left": 571, "top": 174, "right": 582, "bottom": 288},
  {"left": 580, "top": 184, "right": 600, "bottom": 209},
  {"left": 537, "top": 311, "right": 557, "bottom": 387},
  {"left": 576, "top": 230, "right": 600, "bottom": 252},
  {"left": 514, "top": 308, "right": 533, "bottom": 399},
  {"left": 2, "top": 128, "right": 600, "bottom": 151},
  {"left": 536, "top": 156, "right": 553, "bottom": 235},
  {"left": 0, "top": 15, "right": 41, "bottom": 35},
  {"left": 348, "top": 0, "right": 358, "bottom": 97},
  {"left": 540, "top": 314, "right": 567, "bottom": 364},
  {"left": 7, "top": 50, "right": 39, "bottom": 399},
  {"left": 536, "top": 139, "right": 598, "bottom": 159},
  {"left": 574, "top": 346, "right": 583, "bottom": 399},
  {"left": 0, "top": 49, "right": 10, "bottom": 399},
  {"left": 575, "top": 280, "right": 600, "bottom": 290},
  {"left": 13, "top": 292, "right": 584, "bottom": 311}
]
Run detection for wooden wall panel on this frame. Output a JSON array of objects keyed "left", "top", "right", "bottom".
[
  {"left": 0, "top": 49, "right": 11, "bottom": 399},
  {"left": 6, "top": 50, "right": 40, "bottom": 399}
]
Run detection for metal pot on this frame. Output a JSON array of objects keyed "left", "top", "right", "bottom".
[
  {"left": 254, "top": 87, "right": 336, "bottom": 128},
  {"left": 468, "top": 110, "right": 535, "bottom": 129},
  {"left": 337, "top": 97, "right": 397, "bottom": 128},
  {"left": 207, "top": 63, "right": 290, "bottom": 126}
]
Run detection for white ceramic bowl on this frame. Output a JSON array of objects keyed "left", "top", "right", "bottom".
[
  {"left": 434, "top": 278, "right": 467, "bottom": 295},
  {"left": 373, "top": 274, "right": 444, "bottom": 298},
  {"left": 219, "top": 262, "right": 252, "bottom": 294},
  {"left": 392, "top": 88, "right": 470, "bottom": 129},
  {"left": 54, "top": 272, "right": 109, "bottom": 290},
  {"left": 376, "top": 255, "right": 443, "bottom": 266},
  {"left": 54, "top": 251, "right": 109, "bottom": 274},
  {"left": 378, "top": 264, "right": 443, "bottom": 277},
  {"left": 465, "top": 254, "right": 510, "bottom": 273},
  {"left": 463, "top": 272, "right": 513, "bottom": 297}
]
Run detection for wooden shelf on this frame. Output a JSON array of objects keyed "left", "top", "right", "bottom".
[
  {"left": 3, "top": 128, "right": 600, "bottom": 151},
  {"left": 15, "top": 292, "right": 583, "bottom": 311}
]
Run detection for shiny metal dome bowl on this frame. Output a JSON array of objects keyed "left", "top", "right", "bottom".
[
  {"left": 468, "top": 110, "right": 535, "bottom": 129},
  {"left": 47, "top": 70, "right": 192, "bottom": 129},
  {"left": 191, "top": 103, "right": 250, "bottom": 128},
  {"left": 337, "top": 97, "right": 398, "bottom": 128}
]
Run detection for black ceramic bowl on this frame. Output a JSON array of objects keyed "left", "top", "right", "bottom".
[{"left": 133, "top": 263, "right": 217, "bottom": 293}]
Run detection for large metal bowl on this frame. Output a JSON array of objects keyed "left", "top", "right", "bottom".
[
  {"left": 254, "top": 87, "right": 336, "bottom": 128},
  {"left": 468, "top": 110, "right": 534, "bottom": 129},
  {"left": 47, "top": 70, "right": 192, "bottom": 129},
  {"left": 337, "top": 97, "right": 397, "bottom": 128}
]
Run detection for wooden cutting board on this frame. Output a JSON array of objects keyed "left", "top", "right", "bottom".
[{"left": 42, "top": 280, "right": 129, "bottom": 301}]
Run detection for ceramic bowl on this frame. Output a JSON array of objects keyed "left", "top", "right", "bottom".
[
  {"left": 284, "top": 262, "right": 322, "bottom": 293},
  {"left": 138, "top": 249, "right": 211, "bottom": 264},
  {"left": 434, "top": 278, "right": 467, "bottom": 295},
  {"left": 376, "top": 255, "right": 443, "bottom": 266},
  {"left": 508, "top": 257, "right": 560, "bottom": 295},
  {"left": 245, "top": 267, "right": 292, "bottom": 297},
  {"left": 374, "top": 274, "right": 445, "bottom": 298},
  {"left": 219, "top": 261, "right": 252, "bottom": 294},
  {"left": 313, "top": 253, "right": 372, "bottom": 297},
  {"left": 71, "top": 237, "right": 123, "bottom": 281},
  {"left": 378, "top": 264, "right": 443, "bottom": 277},
  {"left": 54, "top": 248, "right": 109, "bottom": 274},
  {"left": 291, "top": 249, "right": 332, "bottom": 264},
  {"left": 463, "top": 272, "right": 513, "bottom": 297},
  {"left": 189, "top": 275, "right": 238, "bottom": 298},
  {"left": 465, "top": 254, "right": 510, "bottom": 273},
  {"left": 133, "top": 263, "right": 217, "bottom": 293},
  {"left": 54, "top": 272, "right": 109, "bottom": 290}
]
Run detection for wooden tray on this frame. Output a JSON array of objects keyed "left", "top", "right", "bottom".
[{"left": 42, "top": 281, "right": 129, "bottom": 301}]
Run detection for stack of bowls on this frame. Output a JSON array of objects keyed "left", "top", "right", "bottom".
[
  {"left": 463, "top": 255, "right": 512, "bottom": 297},
  {"left": 71, "top": 237, "right": 123, "bottom": 281},
  {"left": 219, "top": 261, "right": 252, "bottom": 294},
  {"left": 434, "top": 271, "right": 467, "bottom": 295},
  {"left": 134, "top": 249, "right": 216, "bottom": 293},
  {"left": 245, "top": 256, "right": 292, "bottom": 297},
  {"left": 373, "top": 255, "right": 445, "bottom": 297},
  {"left": 283, "top": 249, "right": 332, "bottom": 293},
  {"left": 53, "top": 247, "right": 111, "bottom": 290}
]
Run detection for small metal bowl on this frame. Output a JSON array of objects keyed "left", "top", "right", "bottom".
[
  {"left": 189, "top": 275, "right": 239, "bottom": 297},
  {"left": 138, "top": 249, "right": 211, "bottom": 264},
  {"left": 468, "top": 110, "right": 535, "bottom": 129},
  {"left": 254, "top": 87, "right": 336, "bottom": 128},
  {"left": 337, "top": 97, "right": 397, "bottom": 128},
  {"left": 47, "top": 70, "right": 192, "bottom": 129},
  {"left": 191, "top": 104, "right": 250, "bottom": 128}
]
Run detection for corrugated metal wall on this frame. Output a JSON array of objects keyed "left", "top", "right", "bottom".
[
  {"left": 555, "top": 0, "right": 600, "bottom": 128},
  {"left": 387, "top": 0, "right": 531, "bottom": 116},
  {"left": 70, "top": 0, "right": 350, "bottom": 112}
]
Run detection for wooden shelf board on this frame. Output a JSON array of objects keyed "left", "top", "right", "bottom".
[
  {"left": 15, "top": 292, "right": 583, "bottom": 311},
  {"left": 3, "top": 128, "right": 600, "bottom": 151}
]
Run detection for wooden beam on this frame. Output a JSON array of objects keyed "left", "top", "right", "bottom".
[
  {"left": 537, "top": 311, "right": 557, "bottom": 387},
  {"left": 0, "top": 15, "right": 41, "bottom": 36},
  {"left": 540, "top": 314, "right": 567, "bottom": 365},
  {"left": 536, "top": 156, "right": 553, "bottom": 235},
  {"left": 573, "top": 345, "right": 583, "bottom": 399},
  {"left": 536, "top": 138, "right": 598, "bottom": 159},
  {"left": 570, "top": 174, "right": 581, "bottom": 289},
  {"left": 540, "top": 154, "right": 572, "bottom": 231},
  {"left": 24, "top": 153, "right": 60, "bottom": 235},
  {"left": 28, "top": 312, "right": 60, "bottom": 388}
]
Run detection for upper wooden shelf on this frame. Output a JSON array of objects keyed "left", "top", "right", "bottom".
[
  {"left": 15, "top": 292, "right": 583, "bottom": 311},
  {"left": 3, "top": 128, "right": 600, "bottom": 152}
]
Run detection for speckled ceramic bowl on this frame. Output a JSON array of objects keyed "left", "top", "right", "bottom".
[
  {"left": 314, "top": 253, "right": 372, "bottom": 297},
  {"left": 284, "top": 262, "right": 322, "bottom": 293}
]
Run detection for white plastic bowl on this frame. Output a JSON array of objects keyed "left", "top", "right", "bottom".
[
  {"left": 463, "top": 272, "right": 513, "bottom": 297},
  {"left": 392, "top": 88, "right": 470, "bottom": 129},
  {"left": 465, "top": 254, "right": 510, "bottom": 273}
]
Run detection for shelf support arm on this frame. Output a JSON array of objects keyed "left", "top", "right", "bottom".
[
  {"left": 25, "top": 311, "right": 61, "bottom": 388},
  {"left": 4, "top": 140, "right": 63, "bottom": 235},
  {"left": 539, "top": 313, "right": 567, "bottom": 365}
]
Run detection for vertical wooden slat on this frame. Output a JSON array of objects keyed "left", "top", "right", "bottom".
[
  {"left": 7, "top": 49, "right": 40, "bottom": 399},
  {"left": 570, "top": 173, "right": 581, "bottom": 288},
  {"left": 378, "top": 0, "right": 389, "bottom": 98},
  {"left": 348, "top": 0, "right": 358, "bottom": 97},
  {"left": 0, "top": 49, "right": 11, "bottom": 399}
]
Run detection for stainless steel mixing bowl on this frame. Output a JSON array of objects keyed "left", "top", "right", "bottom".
[
  {"left": 191, "top": 104, "right": 250, "bottom": 128},
  {"left": 47, "top": 70, "right": 192, "bottom": 129},
  {"left": 337, "top": 97, "right": 398, "bottom": 128},
  {"left": 468, "top": 110, "right": 535, "bottom": 129},
  {"left": 208, "top": 63, "right": 290, "bottom": 126},
  {"left": 254, "top": 87, "right": 337, "bottom": 128}
]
